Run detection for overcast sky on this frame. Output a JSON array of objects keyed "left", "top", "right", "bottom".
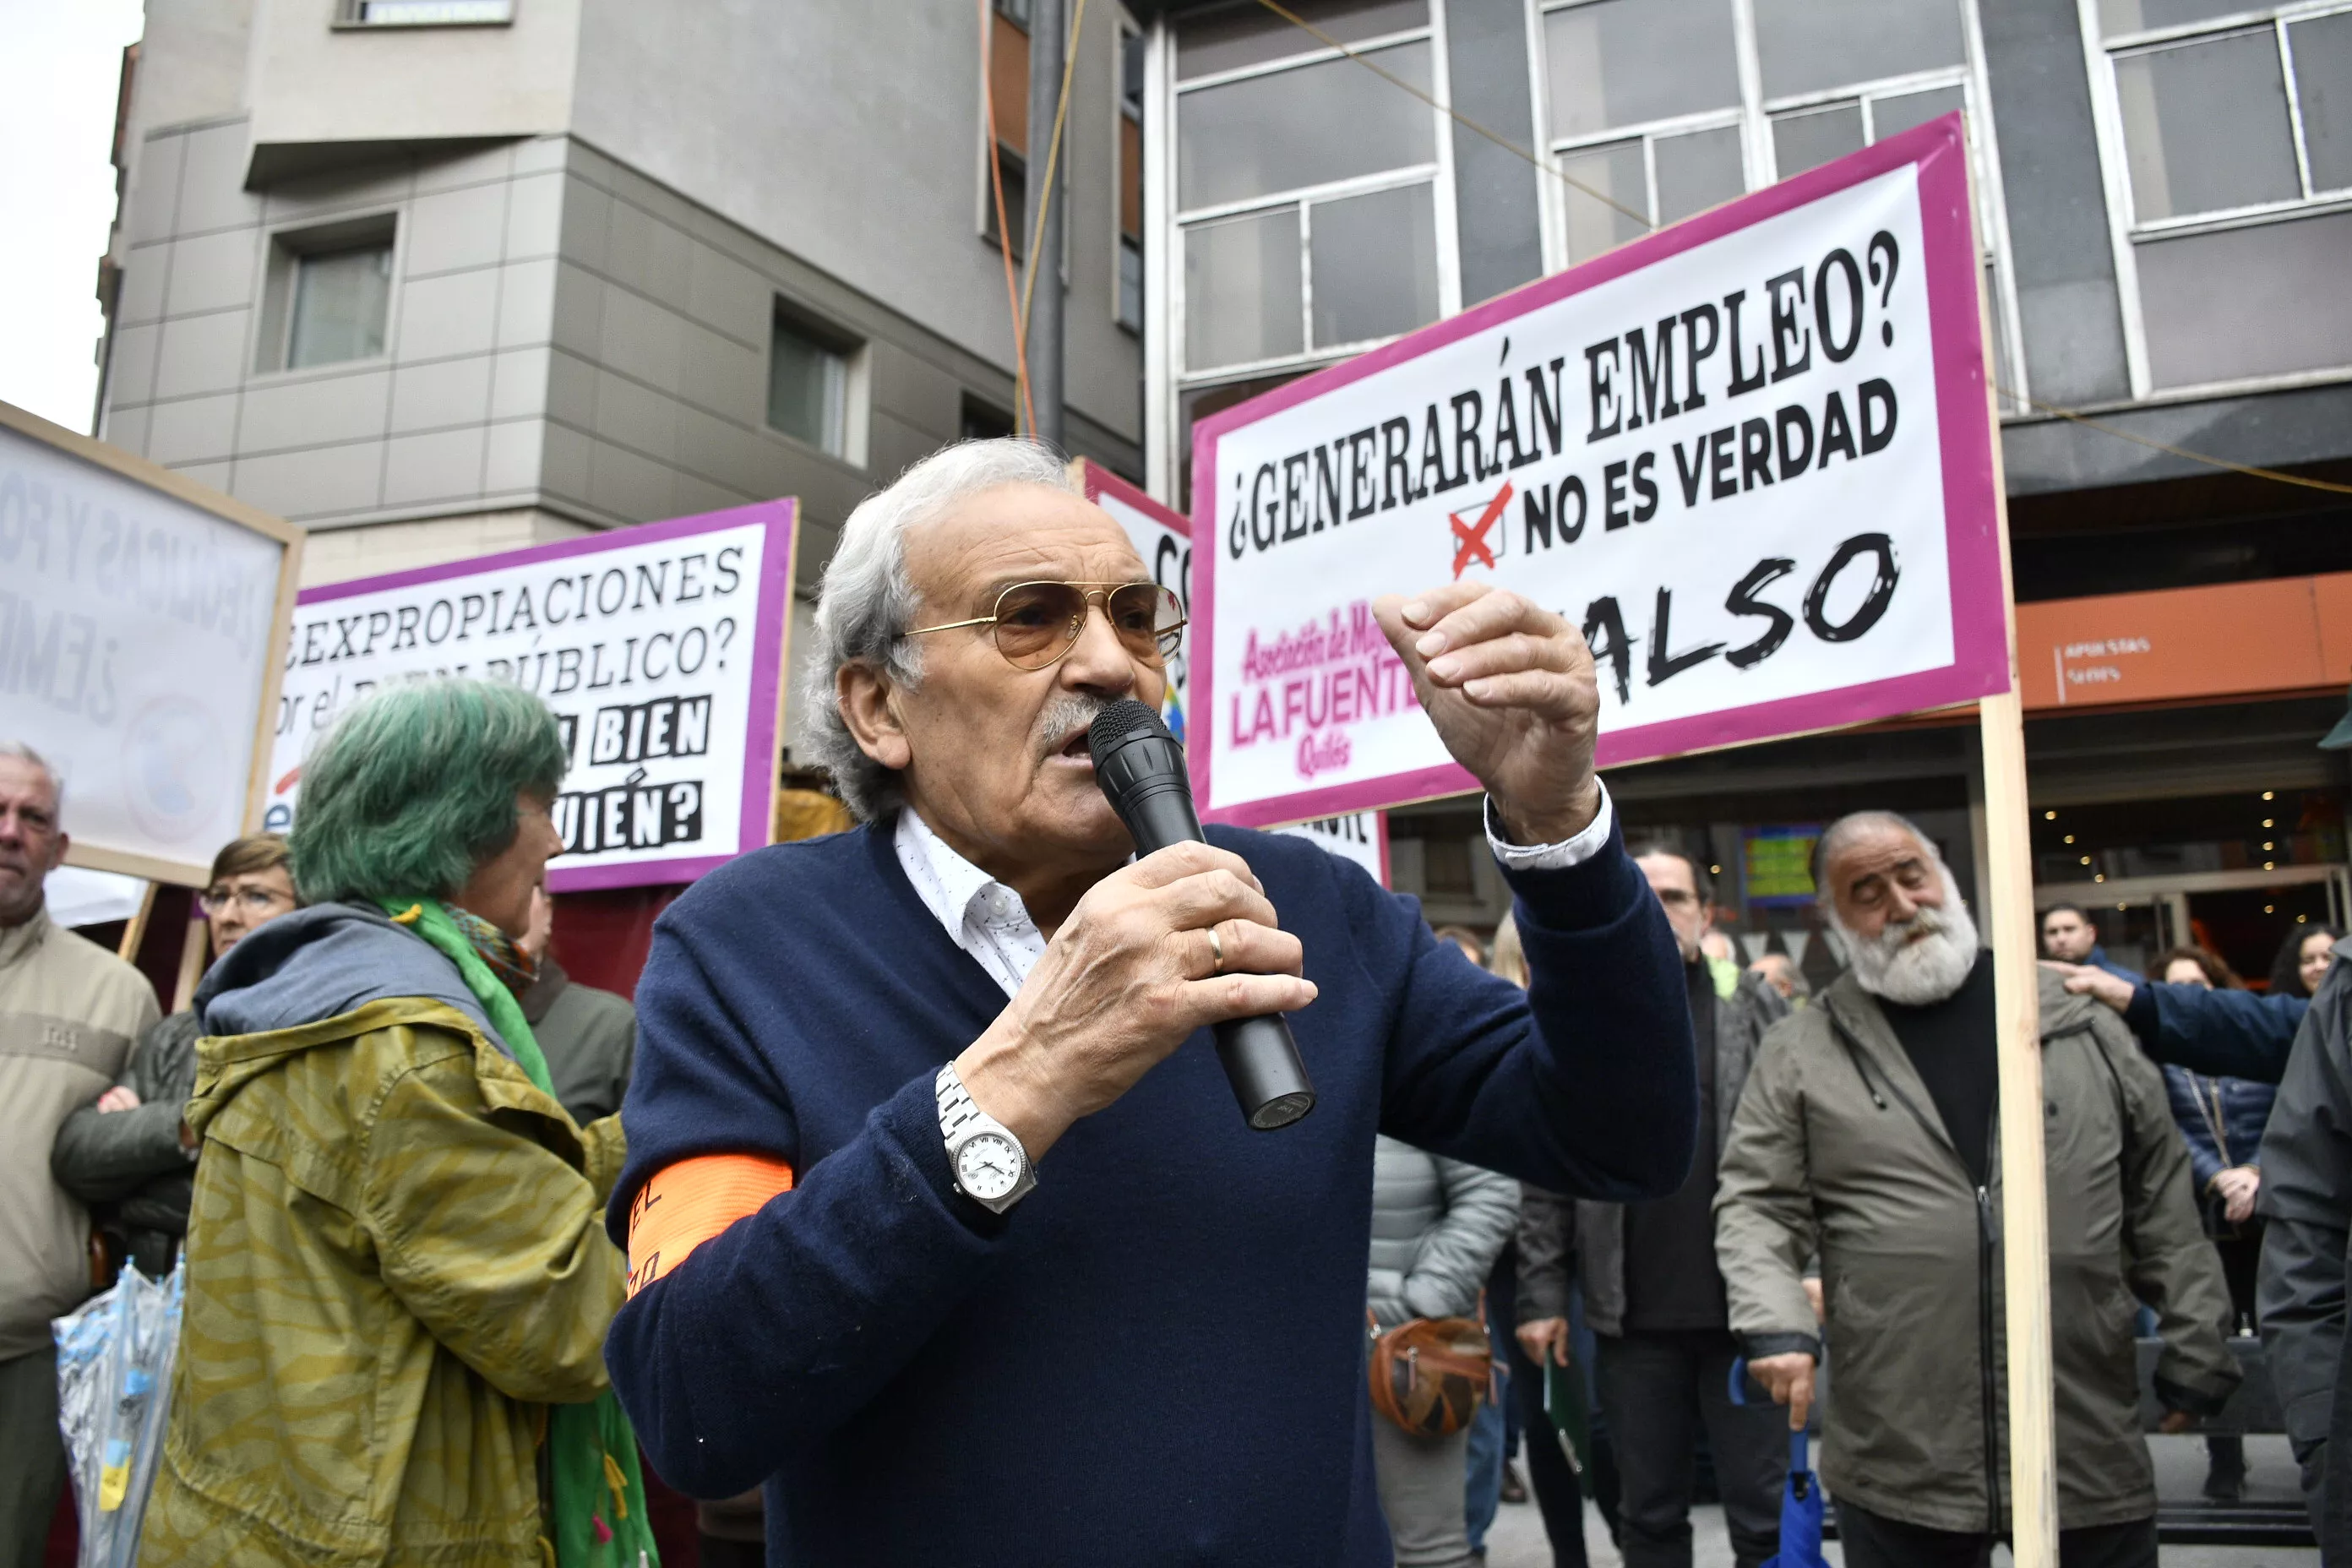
[{"left": 0, "top": 0, "right": 148, "bottom": 432}]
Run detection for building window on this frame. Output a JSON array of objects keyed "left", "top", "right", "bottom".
[
  {"left": 287, "top": 245, "right": 393, "bottom": 369},
  {"left": 984, "top": 0, "right": 1032, "bottom": 259},
  {"left": 1173, "top": 0, "right": 1446, "bottom": 378},
  {"left": 768, "top": 308, "right": 852, "bottom": 458},
  {"left": 2089, "top": 0, "right": 2352, "bottom": 390},
  {"left": 961, "top": 395, "right": 1018, "bottom": 441},
  {"left": 338, "top": 0, "right": 514, "bottom": 24},
  {"left": 1118, "top": 19, "right": 1147, "bottom": 334},
  {"left": 259, "top": 218, "right": 396, "bottom": 373},
  {"left": 1537, "top": 0, "right": 2019, "bottom": 405}
]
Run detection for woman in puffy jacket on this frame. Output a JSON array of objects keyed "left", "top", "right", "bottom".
[
  {"left": 1367, "top": 1136, "right": 1519, "bottom": 1568},
  {"left": 2153, "top": 945, "right": 2276, "bottom": 1502}
]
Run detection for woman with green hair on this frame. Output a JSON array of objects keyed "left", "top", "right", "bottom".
[{"left": 141, "top": 679, "right": 656, "bottom": 1568}]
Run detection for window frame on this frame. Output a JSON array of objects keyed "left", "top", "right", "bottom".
[
  {"left": 1116, "top": 10, "right": 1148, "bottom": 335},
  {"left": 2080, "top": 0, "right": 2352, "bottom": 398},
  {"left": 1529, "top": 0, "right": 2028, "bottom": 412},
  {"left": 765, "top": 300, "right": 869, "bottom": 469},
  {"left": 1163, "top": 5, "right": 1463, "bottom": 392},
  {"left": 253, "top": 213, "right": 400, "bottom": 379},
  {"left": 334, "top": 0, "right": 514, "bottom": 26}
]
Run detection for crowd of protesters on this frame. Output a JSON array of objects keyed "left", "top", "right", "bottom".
[{"left": 1, "top": 438, "right": 2349, "bottom": 1568}]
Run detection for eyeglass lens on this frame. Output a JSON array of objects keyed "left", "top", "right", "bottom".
[
  {"left": 993, "top": 583, "right": 1184, "bottom": 670},
  {"left": 202, "top": 888, "right": 286, "bottom": 913}
]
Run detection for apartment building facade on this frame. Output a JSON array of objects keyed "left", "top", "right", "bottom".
[
  {"left": 96, "top": 0, "right": 1148, "bottom": 596},
  {"left": 1125, "top": 0, "right": 2352, "bottom": 983}
]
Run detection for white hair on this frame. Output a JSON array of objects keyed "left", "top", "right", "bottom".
[
  {"left": 1817, "top": 811, "right": 1980, "bottom": 1005},
  {"left": 797, "top": 438, "right": 1078, "bottom": 819},
  {"left": 0, "top": 742, "right": 62, "bottom": 814}
]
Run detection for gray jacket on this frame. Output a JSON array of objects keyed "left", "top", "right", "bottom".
[
  {"left": 1367, "top": 1135, "right": 1519, "bottom": 1329},
  {"left": 52, "top": 1008, "right": 203, "bottom": 1276},
  {"left": 1517, "top": 971, "right": 1786, "bottom": 1334},
  {"left": 2252, "top": 936, "right": 2352, "bottom": 1555},
  {"left": 1715, "top": 962, "right": 2240, "bottom": 1534},
  {"left": 519, "top": 959, "right": 637, "bottom": 1126}
]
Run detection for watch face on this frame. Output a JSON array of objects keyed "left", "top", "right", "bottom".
[{"left": 956, "top": 1132, "right": 1025, "bottom": 1201}]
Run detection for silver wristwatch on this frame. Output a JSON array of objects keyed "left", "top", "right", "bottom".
[{"left": 934, "top": 1063, "right": 1036, "bottom": 1214}]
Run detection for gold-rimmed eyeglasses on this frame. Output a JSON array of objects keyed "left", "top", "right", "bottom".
[{"left": 904, "top": 580, "right": 1186, "bottom": 672}]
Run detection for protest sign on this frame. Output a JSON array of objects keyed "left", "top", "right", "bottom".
[
  {"left": 1188, "top": 115, "right": 2004, "bottom": 827},
  {"left": 0, "top": 400, "right": 302, "bottom": 885},
  {"left": 268, "top": 500, "right": 797, "bottom": 891},
  {"left": 1273, "top": 811, "right": 1388, "bottom": 886},
  {"left": 1075, "top": 460, "right": 1195, "bottom": 741}
]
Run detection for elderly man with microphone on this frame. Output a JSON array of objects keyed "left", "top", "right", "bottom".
[{"left": 605, "top": 438, "right": 1696, "bottom": 1567}]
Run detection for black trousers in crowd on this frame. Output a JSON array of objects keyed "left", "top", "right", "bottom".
[
  {"left": 1836, "top": 1500, "right": 2159, "bottom": 1568},
  {"left": 1593, "top": 1329, "right": 1787, "bottom": 1568}
]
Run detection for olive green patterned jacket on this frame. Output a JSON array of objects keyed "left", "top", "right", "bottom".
[{"left": 139, "top": 990, "right": 627, "bottom": 1567}]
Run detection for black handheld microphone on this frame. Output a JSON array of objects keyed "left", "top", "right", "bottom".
[{"left": 1088, "top": 698, "right": 1316, "bottom": 1131}]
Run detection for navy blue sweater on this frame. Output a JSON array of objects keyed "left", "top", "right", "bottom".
[{"left": 606, "top": 814, "right": 1696, "bottom": 1567}]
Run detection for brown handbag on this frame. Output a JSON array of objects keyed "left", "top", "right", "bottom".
[{"left": 1367, "top": 1313, "right": 1494, "bottom": 1438}]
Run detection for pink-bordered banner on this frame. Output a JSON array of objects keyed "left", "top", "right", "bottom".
[
  {"left": 1075, "top": 457, "right": 1200, "bottom": 743},
  {"left": 266, "top": 499, "right": 798, "bottom": 890},
  {"left": 1187, "top": 115, "right": 2006, "bottom": 827}
]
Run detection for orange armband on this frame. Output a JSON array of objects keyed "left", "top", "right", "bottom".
[{"left": 623, "top": 1153, "right": 795, "bottom": 1297}]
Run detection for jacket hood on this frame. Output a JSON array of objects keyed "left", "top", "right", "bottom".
[{"left": 196, "top": 901, "right": 507, "bottom": 1054}]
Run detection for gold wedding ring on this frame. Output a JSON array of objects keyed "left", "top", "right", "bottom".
[{"left": 1206, "top": 926, "right": 1226, "bottom": 975}]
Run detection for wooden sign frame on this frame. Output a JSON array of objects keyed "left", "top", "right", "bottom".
[{"left": 0, "top": 398, "right": 304, "bottom": 889}]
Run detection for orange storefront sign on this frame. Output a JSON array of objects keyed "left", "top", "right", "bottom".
[{"left": 2016, "top": 571, "right": 2352, "bottom": 710}]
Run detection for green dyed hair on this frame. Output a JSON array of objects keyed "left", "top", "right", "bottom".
[{"left": 290, "top": 678, "right": 568, "bottom": 906}]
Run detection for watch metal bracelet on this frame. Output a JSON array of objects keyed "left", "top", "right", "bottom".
[{"left": 935, "top": 1063, "right": 989, "bottom": 1141}]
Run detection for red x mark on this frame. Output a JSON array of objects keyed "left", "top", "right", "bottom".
[{"left": 1450, "top": 482, "right": 1514, "bottom": 580}]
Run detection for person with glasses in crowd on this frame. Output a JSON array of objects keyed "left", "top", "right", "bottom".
[
  {"left": 52, "top": 835, "right": 296, "bottom": 1282},
  {"left": 602, "top": 438, "right": 1699, "bottom": 1568}
]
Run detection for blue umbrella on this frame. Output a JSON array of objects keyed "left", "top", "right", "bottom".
[{"left": 1730, "top": 1360, "right": 1830, "bottom": 1568}]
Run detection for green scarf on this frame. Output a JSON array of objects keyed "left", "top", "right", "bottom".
[{"left": 380, "top": 897, "right": 661, "bottom": 1568}]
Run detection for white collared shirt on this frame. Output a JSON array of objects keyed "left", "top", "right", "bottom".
[{"left": 893, "top": 785, "right": 1617, "bottom": 1000}]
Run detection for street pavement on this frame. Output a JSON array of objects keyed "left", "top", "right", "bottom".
[{"left": 1480, "top": 1436, "right": 2318, "bottom": 1568}]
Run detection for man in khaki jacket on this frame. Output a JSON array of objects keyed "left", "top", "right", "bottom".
[
  {"left": 0, "top": 743, "right": 160, "bottom": 1568},
  {"left": 1715, "top": 811, "right": 2238, "bottom": 1568}
]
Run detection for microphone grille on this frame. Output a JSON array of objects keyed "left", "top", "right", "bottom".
[{"left": 1088, "top": 698, "right": 1168, "bottom": 758}]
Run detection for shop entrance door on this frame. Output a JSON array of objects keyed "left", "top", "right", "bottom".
[{"left": 2035, "top": 865, "right": 2350, "bottom": 985}]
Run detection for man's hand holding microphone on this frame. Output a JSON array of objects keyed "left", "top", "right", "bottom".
[{"left": 955, "top": 583, "right": 1604, "bottom": 1154}]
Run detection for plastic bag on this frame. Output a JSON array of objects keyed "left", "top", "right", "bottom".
[{"left": 54, "top": 1263, "right": 185, "bottom": 1568}]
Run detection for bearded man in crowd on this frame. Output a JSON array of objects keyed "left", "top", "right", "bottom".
[{"left": 1714, "top": 811, "right": 2237, "bottom": 1568}]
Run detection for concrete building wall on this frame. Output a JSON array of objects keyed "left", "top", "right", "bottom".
[
  {"left": 99, "top": 0, "right": 1148, "bottom": 596},
  {"left": 570, "top": 0, "right": 1143, "bottom": 448},
  {"left": 248, "top": 0, "right": 580, "bottom": 155},
  {"left": 100, "top": 122, "right": 576, "bottom": 583}
]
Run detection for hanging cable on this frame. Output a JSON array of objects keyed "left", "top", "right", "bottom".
[
  {"left": 981, "top": 0, "right": 1037, "bottom": 435},
  {"left": 1248, "top": 0, "right": 1652, "bottom": 229},
  {"left": 1998, "top": 389, "right": 2352, "bottom": 495},
  {"left": 1019, "top": 0, "right": 1092, "bottom": 373}
]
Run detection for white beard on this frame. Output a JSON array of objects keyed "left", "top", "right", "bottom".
[{"left": 1833, "top": 865, "right": 1981, "bottom": 1006}]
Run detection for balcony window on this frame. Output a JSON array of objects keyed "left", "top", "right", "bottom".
[{"left": 340, "top": 0, "right": 513, "bottom": 24}]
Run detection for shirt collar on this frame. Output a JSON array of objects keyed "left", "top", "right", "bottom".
[{"left": 895, "top": 808, "right": 1021, "bottom": 938}]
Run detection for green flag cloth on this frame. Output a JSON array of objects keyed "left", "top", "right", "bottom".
[
  {"left": 1544, "top": 1354, "right": 1594, "bottom": 1500},
  {"left": 381, "top": 896, "right": 661, "bottom": 1568}
]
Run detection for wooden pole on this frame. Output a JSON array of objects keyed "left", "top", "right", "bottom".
[
  {"left": 172, "top": 905, "right": 210, "bottom": 1015},
  {"left": 116, "top": 881, "right": 156, "bottom": 965},
  {"left": 1974, "top": 163, "right": 2057, "bottom": 1563},
  {"left": 1984, "top": 689, "right": 2055, "bottom": 1565}
]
